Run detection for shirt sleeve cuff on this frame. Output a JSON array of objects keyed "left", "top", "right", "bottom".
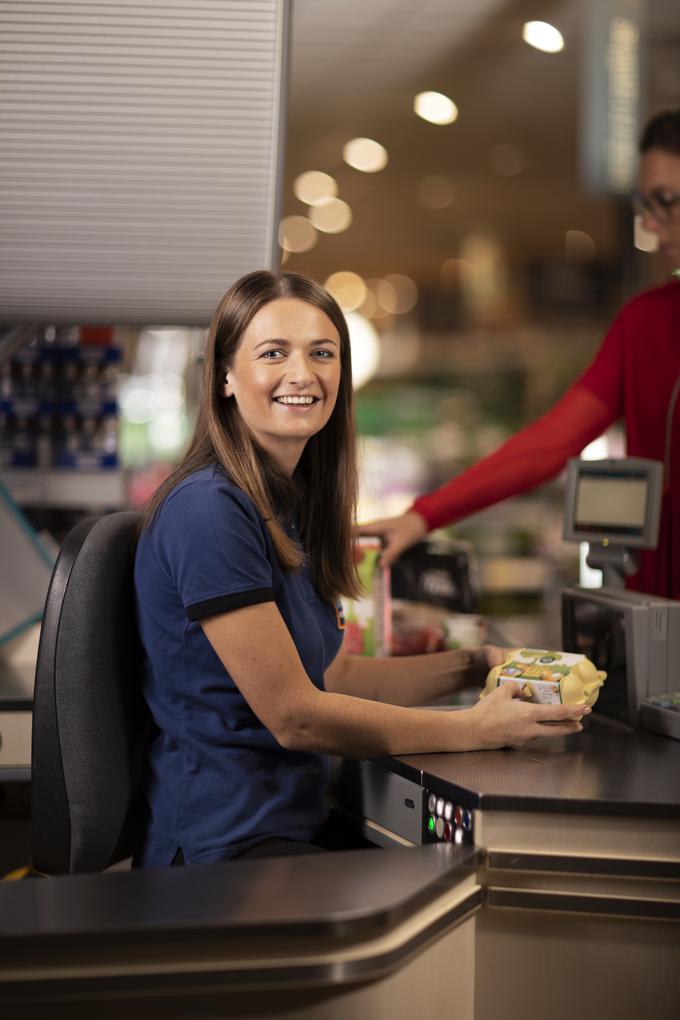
[
  {"left": 409, "top": 498, "right": 439, "bottom": 531},
  {"left": 186, "top": 586, "right": 275, "bottom": 621}
]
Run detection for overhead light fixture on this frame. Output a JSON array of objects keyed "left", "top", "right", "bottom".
[
  {"left": 384, "top": 274, "right": 418, "bottom": 314},
  {"left": 278, "top": 215, "right": 317, "bottom": 253},
  {"left": 413, "top": 91, "right": 458, "bottom": 126},
  {"left": 363, "top": 279, "right": 393, "bottom": 319},
  {"left": 342, "top": 137, "right": 388, "bottom": 173},
  {"left": 309, "top": 198, "right": 352, "bottom": 234},
  {"left": 372, "top": 278, "right": 397, "bottom": 314},
  {"left": 522, "top": 21, "right": 564, "bottom": 53},
  {"left": 324, "top": 271, "right": 367, "bottom": 313},
  {"left": 293, "top": 171, "right": 338, "bottom": 206}
]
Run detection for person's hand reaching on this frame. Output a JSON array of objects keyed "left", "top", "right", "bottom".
[{"left": 356, "top": 511, "right": 428, "bottom": 566}]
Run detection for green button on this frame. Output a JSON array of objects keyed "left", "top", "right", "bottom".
[{"left": 428, "top": 815, "right": 435, "bottom": 834}]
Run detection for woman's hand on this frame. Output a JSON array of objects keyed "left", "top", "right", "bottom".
[
  {"left": 467, "top": 680, "right": 590, "bottom": 749},
  {"left": 356, "top": 511, "right": 427, "bottom": 566}
]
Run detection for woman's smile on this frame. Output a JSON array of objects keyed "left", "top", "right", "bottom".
[{"left": 273, "top": 394, "right": 320, "bottom": 407}]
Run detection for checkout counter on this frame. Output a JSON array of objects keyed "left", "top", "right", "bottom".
[
  {"left": 2, "top": 729, "right": 678, "bottom": 1018},
  {"left": 1, "top": 459, "right": 679, "bottom": 1018}
]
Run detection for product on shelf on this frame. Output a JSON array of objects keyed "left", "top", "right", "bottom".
[{"left": 0, "top": 326, "right": 121, "bottom": 472}]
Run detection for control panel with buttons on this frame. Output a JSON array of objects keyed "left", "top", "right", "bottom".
[
  {"left": 424, "top": 790, "right": 473, "bottom": 845},
  {"left": 332, "top": 760, "right": 477, "bottom": 849}
]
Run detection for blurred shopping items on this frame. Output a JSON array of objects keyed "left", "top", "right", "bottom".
[
  {"left": 342, "top": 537, "right": 392, "bottom": 656},
  {"left": 391, "top": 601, "right": 486, "bottom": 656},
  {"left": 389, "top": 537, "right": 484, "bottom": 655},
  {"left": 342, "top": 535, "right": 486, "bottom": 657},
  {"left": 390, "top": 536, "right": 479, "bottom": 612}
]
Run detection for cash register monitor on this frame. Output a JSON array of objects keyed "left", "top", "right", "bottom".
[
  {"left": 561, "top": 457, "right": 678, "bottom": 727},
  {"left": 562, "top": 457, "right": 663, "bottom": 549}
]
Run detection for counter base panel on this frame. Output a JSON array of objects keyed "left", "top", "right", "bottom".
[{"left": 475, "top": 905, "right": 680, "bottom": 1020}]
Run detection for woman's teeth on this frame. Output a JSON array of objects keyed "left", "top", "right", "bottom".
[{"left": 275, "top": 396, "right": 316, "bottom": 405}]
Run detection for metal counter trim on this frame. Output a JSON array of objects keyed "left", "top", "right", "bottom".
[
  {"left": 487, "top": 851, "right": 680, "bottom": 880},
  {"left": 486, "top": 887, "right": 680, "bottom": 922}
]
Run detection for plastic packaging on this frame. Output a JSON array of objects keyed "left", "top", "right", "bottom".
[{"left": 481, "top": 648, "right": 606, "bottom": 707}]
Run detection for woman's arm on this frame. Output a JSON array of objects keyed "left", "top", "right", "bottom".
[
  {"left": 324, "top": 643, "right": 502, "bottom": 706},
  {"left": 202, "top": 603, "right": 587, "bottom": 756}
]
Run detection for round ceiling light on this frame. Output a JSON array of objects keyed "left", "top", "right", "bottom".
[
  {"left": 342, "top": 137, "right": 388, "bottom": 173},
  {"left": 413, "top": 91, "right": 458, "bottom": 126}
]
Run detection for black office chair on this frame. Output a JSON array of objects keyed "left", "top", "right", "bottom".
[{"left": 31, "top": 510, "right": 150, "bottom": 875}]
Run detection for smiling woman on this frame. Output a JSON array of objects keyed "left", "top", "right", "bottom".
[
  {"left": 141, "top": 271, "right": 358, "bottom": 596},
  {"left": 223, "top": 298, "right": 342, "bottom": 476},
  {"left": 132, "top": 270, "right": 589, "bottom": 869}
]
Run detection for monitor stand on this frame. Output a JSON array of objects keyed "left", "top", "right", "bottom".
[{"left": 586, "top": 543, "right": 639, "bottom": 589}]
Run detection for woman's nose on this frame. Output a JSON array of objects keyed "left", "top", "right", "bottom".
[{"left": 285, "top": 351, "right": 314, "bottom": 385}]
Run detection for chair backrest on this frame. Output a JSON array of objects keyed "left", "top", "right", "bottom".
[{"left": 31, "top": 510, "right": 149, "bottom": 874}]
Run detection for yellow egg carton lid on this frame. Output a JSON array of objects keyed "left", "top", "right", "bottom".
[{"left": 482, "top": 648, "right": 606, "bottom": 707}]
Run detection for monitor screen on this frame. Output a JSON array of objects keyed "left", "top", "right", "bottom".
[
  {"left": 574, "top": 474, "right": 648, "bottom": 535},
  {"left": 563, "top": 458, "right": 663, "bottom": 549}
]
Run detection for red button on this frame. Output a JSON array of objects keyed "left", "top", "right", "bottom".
[
  {"left": 454, "top": 805, "right": 464, "bottom": 826},
  {"left": 444, "top": 822, "right": 452, "bottom": 842}
]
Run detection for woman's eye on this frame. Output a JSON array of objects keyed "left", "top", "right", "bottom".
[
  {"left": 261, "top": 349, "right": 284, "bottom": 359},
  {"left": 312, "top": 349, "right": 334, "bottom": 359}
]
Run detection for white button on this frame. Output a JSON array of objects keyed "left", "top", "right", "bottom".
[
  {"left": 428, "top": 793, "right": 437, "bottom": 814},
  {"left": 454, "top": 826, "right": 464, "bottom": 845},
  {"left": 436, "top": 797, "right": 444, "bottom": 817},
  {"left": 435, "top": 816, "right": 445, "bottom": 839},
  {"left": 444, "top": 801, "right": 453, "bottom": 821}
]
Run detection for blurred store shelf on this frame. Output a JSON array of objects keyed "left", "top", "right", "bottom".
[
  {"left": 478, "top": 555, "right": 551, "bottom": 593},
  {"left": 1, "top": 469, "right": 127, "bottom": 511},
  {"left": 489, "top": 613, "right": 561, "bottom": 651}
]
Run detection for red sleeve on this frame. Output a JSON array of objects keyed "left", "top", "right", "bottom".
[
  {"left": 573, "top": 305, "right": 625, "bottom": 415},
  {"left": 412, "top": 374, "right": 619, "bottom": 532}
]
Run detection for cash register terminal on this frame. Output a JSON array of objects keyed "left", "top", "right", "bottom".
[{"left": 561, "top": 457, "right": 680, "bottom": 738}]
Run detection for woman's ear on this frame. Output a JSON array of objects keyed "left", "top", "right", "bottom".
[{"left": 223, "top": 371, "right": 233, "bottom": 398}]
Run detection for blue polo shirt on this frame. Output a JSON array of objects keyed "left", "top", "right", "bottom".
[{"left": 133, "top": 466, "right": 344, "bottom": 866}]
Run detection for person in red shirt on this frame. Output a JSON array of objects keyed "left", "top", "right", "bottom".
[{"left": 361, "top": 109, "right": 680, "bottom": 600}]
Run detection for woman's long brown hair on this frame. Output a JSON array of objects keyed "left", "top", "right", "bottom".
[{"left": 141, "top": 270, "right": 361, "bottom": 601}]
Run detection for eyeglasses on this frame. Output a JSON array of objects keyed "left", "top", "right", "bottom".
[{"left": 631, "top": 188, "right": 680, "bottom": 223}]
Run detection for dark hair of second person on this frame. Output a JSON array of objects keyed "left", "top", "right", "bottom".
[{"left": 639, "top": 107, "right": 680, "bottom": 154}]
